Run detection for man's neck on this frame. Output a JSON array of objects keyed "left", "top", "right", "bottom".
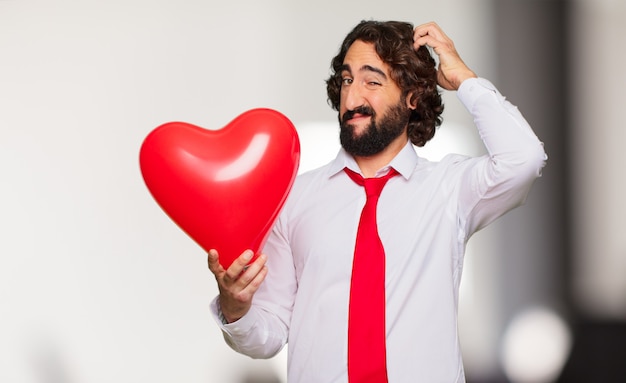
[{"left": 353, "top": 135, "right": 408, "bottom": 178}]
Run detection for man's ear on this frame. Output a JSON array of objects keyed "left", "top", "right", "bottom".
[{"left": 405, "top": 91, "right": 418, "bottom": 110}]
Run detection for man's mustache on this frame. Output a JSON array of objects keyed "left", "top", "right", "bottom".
[{"left": 342, "top": 106, "right": 374, "bottom": 124}]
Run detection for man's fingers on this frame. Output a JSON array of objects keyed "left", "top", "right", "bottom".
[
  {"left": 414, "top": 22, "right": 447, "bottom": 40},
  {"left": 414, "top": 23, "right": 442, "bottom": 44},
  {"left": 413, "top": 21, "right": 476, "bottom": 90},
  {"left": 223, "top": 250, "right": 252, "bottom": 281},
  {"left": 223, "top": 250, "right": 263, "bottom": 284},
  {"left": 207, "top": 249, "right": 224, "bottom": 274},
  {"left": 248, "top": 263, "right": 268, "bottom": 290},
  {"left": 413, "top": 22, "right": 454, "bottom": 53},
  {"left": 242, "top": 265, "right": 267, "bottom": 299},
  {"left": 236, "top": 253, "right": 267, "bottom": 286},
  {"left": 234, "top": 262, "right": 269, "bottom": 302}
]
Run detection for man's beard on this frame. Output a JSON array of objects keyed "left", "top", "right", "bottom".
[{"left": 339, "top": 101, "right": 411, "bottom": 157}]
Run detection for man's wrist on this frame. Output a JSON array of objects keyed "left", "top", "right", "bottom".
[
  {"left": 454, "top": 71, "right": 478, "bottom": 90},
  {"left": 217, "top": 300, "right": 244, "bottom": 324},
  {"left": 217, "top": 300, "right": 232, "bottom": 324}
]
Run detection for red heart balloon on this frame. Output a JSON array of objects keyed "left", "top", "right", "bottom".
[{"left": 139, "top": 108, "right": 300, "bottom": 269}]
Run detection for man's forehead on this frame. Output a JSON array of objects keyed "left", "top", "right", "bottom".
[{"left": 342, "top": 40, "right": 389, "bottom": 76}]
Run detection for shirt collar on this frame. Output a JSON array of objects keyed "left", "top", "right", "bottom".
[{"left": 328, "top": 141, "right": 418, "bottom": 180}]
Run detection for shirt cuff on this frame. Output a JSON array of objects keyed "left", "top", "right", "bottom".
[
  {"left": 209, "top": 296, "right": 258, "bottom": 336},
  {"left": 456, "top": 77, "right": 499, "bottom": 112}
]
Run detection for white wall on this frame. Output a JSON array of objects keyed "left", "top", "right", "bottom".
[{"left": 0, "top": 1, "right": 507, "bottom": 382}]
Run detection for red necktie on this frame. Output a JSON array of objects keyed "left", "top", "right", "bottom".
[{"left": 344, "top": 167, "right": 398, "bottom": 383}]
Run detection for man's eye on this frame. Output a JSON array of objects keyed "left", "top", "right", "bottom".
[
  {"left": 341, "top": 78, "right": 353, "bottom": 86},
  {"left": 367, "top": 81, "right": 381, "bottom": 86}
]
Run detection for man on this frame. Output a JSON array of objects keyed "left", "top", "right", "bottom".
[{"left": 208, "top": 20, "right": 547, "bottom": 382}]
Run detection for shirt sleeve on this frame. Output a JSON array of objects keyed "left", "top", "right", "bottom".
[
  {"left": 208, "top": 213, "right": 297, "bottom": 359},
  {"left": 455, "top": 77, "right": 548, "bottom": 236},
  {"left": 208, "top": 294, "right": 288, "bottom": 358}
]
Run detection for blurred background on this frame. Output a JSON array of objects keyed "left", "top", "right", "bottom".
[{"left": 1, "top": 0, "right": 624, "bottom": 382}]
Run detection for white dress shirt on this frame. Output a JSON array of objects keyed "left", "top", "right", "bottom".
[{"left": 211, "top": 78, "right": 547, "bottom": 382}]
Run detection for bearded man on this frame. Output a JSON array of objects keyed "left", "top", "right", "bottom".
[{"left": 208, "top": 20, "right": 547, "bottom": 383}]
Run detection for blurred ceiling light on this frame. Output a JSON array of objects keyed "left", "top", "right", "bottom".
[{"left": 501, "top": 306, "right": 572, "bottom": 383}]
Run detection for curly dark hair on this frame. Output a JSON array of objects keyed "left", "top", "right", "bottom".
[{"left": 326, "top": 20, "right": 443, "bottom": 147}]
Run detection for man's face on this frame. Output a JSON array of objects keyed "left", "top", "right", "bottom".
[{"left": 339, "top": 40, "right": 410, "bottom": 157}]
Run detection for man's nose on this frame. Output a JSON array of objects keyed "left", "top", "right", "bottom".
[{"left": 343, "top": 83, "right": 365, "bottom": 112}]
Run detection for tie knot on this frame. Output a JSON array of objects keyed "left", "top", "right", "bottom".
[
  {"left": 363, "top": 177, "right": 388, "bottom": 198},
  {"left": 344, "top": 168, "right": 398, "bottom": 199}
]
